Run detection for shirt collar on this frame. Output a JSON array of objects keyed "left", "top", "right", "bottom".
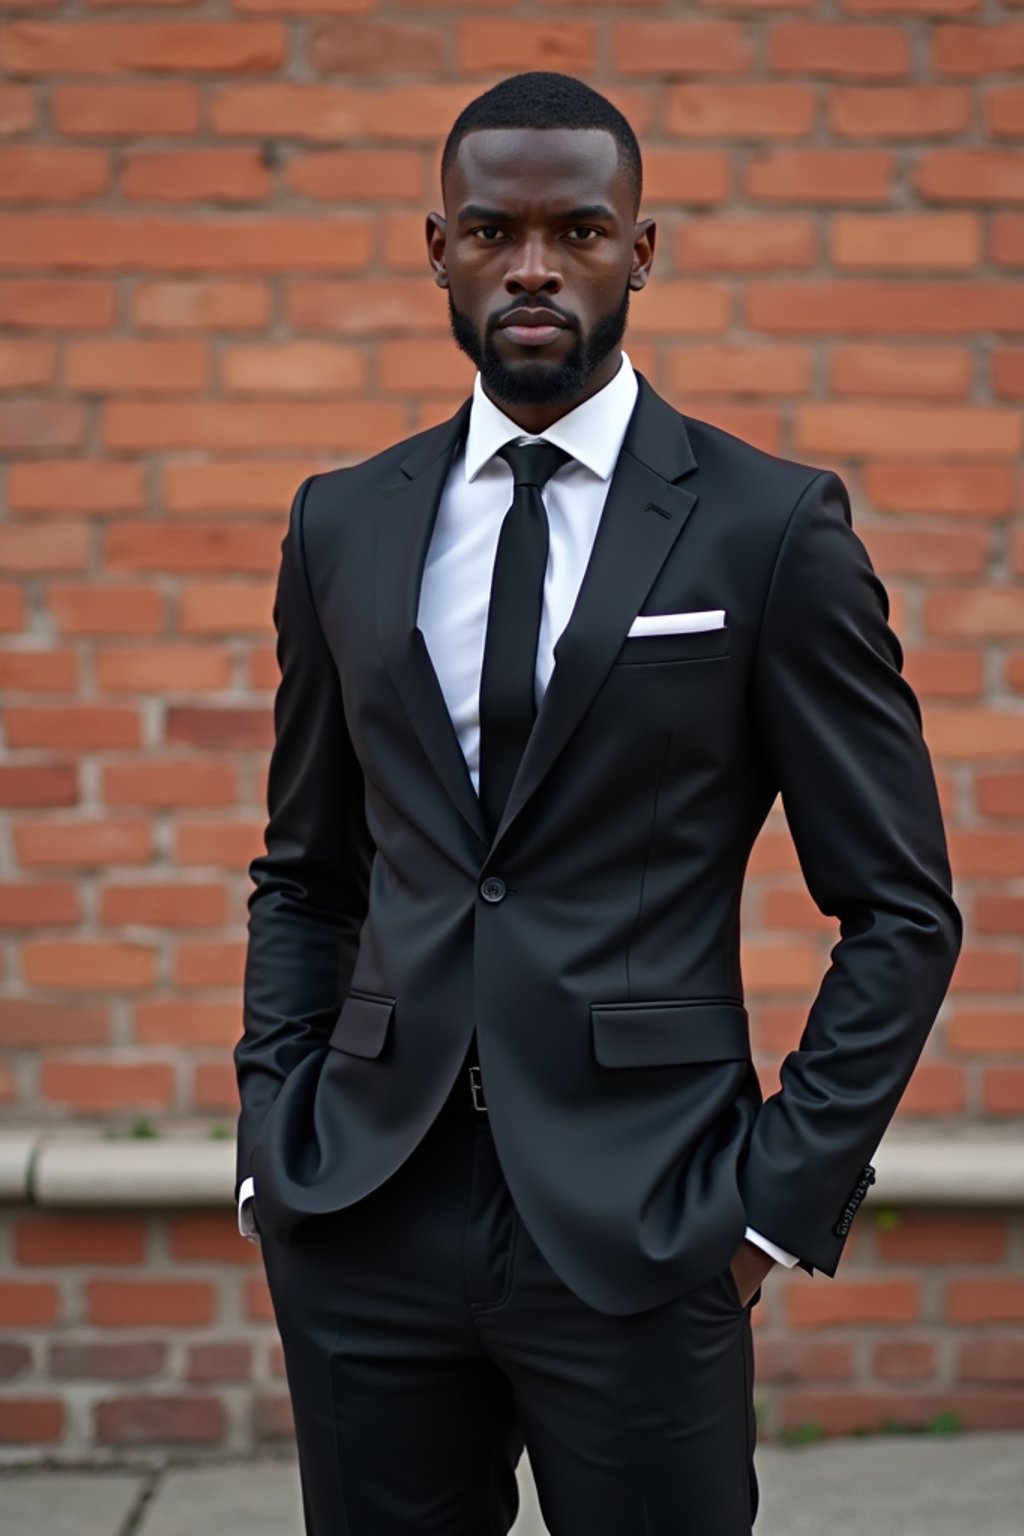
[{"left": 463, "top": 351, "right": 638, "bottom": 484}]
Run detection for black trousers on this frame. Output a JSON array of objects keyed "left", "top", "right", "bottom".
[{"left": 260, "top": 1077, "right": 761, "bottom": 1536}]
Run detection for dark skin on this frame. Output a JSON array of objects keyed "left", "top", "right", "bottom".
[{"left": 426, "top": 125, "right": 776, "bottom": 1307}]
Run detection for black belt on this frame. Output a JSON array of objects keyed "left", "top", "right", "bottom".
[{"left": 441, "top": 1044, "right": 488, "bottom": 1115}]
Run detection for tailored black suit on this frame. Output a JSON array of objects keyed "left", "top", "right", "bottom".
[{"left": 236, "top": 373, "right": 961, "bottom": 1324}]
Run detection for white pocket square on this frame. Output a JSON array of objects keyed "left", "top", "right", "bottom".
[{"left": 626, "top": 608, "right": 726, "bottom": 638}]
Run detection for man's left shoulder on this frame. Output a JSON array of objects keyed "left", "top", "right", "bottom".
[{"left": 676, "top": 403, "right": 835, "bottom": 518}]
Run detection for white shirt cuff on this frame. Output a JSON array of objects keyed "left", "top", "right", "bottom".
[
  {"left": 744, "top": 1224, "right": 799, "bottom": 1268},
  {"left": 238, "top": 1176, "right": 259, "bottom": 1243}
]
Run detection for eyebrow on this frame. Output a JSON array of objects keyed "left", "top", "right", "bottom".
[{"left": 456, "top": 203, "right": 617, "bottom": 224}]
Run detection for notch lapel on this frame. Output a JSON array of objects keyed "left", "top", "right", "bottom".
[
  {"left": 489, "top": 378, "right": 700, "bottom": 852},
  {"left": 375, "top": 400, "right": 491, "bottom": 846}
]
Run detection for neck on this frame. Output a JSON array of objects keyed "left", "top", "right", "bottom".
[{"left": 482, "top": 348, "right": 623, "bottom": 434}]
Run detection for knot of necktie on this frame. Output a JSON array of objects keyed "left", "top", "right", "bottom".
[{"left": 498, "top": 441, "right": 571, "bottom": 490}]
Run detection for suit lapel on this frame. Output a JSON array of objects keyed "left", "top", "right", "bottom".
[
  {"left": 489, "top": 376, "right": 699, "bottom": 851},
  {"left": 375, "top": 399, "right": 491, "bottom": 846}
]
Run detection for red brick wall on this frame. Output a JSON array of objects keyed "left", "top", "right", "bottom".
[{"left": 1, "top": 0, "right": 1022, "bottom": 1452}]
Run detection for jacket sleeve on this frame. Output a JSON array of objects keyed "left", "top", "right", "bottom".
[
  {"left": 739, "top": 469, "right": 962, "bottom": 1276},
  {"left": 233, "top": 474, "right": 375, "bottom": 1198}
]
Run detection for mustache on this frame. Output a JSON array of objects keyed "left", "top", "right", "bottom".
[{"left": 486, "top": 302, "right": 580, "bottom": 338}]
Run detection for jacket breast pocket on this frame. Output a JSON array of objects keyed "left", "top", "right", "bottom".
[
  {"left": 613, "top": 627, "right": 731, "bottom": 666},
  {"left": 328, "top": 990, "right": 395, "bottom": 1058},
  {"left": 591, "top": 999, "right": 750, "bottom": 1067}
]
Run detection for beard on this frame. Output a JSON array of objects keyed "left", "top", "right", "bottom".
[{"left": 448, "top": 281, "right": 631, "bottom": 406}]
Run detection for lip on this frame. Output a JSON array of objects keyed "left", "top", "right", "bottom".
[{"left": 497, "top": 309, "right": 569, "bottom": 349}]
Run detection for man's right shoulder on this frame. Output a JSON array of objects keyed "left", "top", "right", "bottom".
[{"left": 303, "top": 408, "right": 467, "bottom": 509}]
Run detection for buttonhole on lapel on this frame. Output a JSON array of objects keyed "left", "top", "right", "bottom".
[{"left": 647, "top": 503, "right": 673, "bottom": 520}]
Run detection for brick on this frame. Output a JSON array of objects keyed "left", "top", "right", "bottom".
[
  {"left": 932, "top": 23, "right": 1024, "bottom": 75},
  {"left": 668, "top": 344, "right": 811, "bottom": 398},
  {"left": 0, "top": 338, "right": 55, "bottom": 389},
  {"left": 0, "top": 1400, "right": 63, "bottom": 1444},
  {"left": 863, "top": 462, "right": 1014, "bottom": 516},
  {"left": 895, "top": 1060, "right": 966, "bottom": 1115},
  {"left": 770, "top": 24, "right": 909, "bottom": 78},
  {"left": 192, "top": 1060, "right": 240, "bottom": 1113},
  {"left": 925, "top": 589, "right": 1024, "bottom": 639},
  {"left": 798, "top": 404, "right": 1020, "bottom": 459},
  {"left": 760, "top": 889, "right": 836, "bottom": 930},
  {"left": 133, "top": 279, "right": 269, "bottom": 330},
  {"left": 15, "top": 1216, "right": 146, "bottom": 1266},
  {"left": 286, "top": 277, "right": 447, "bottom": 335},
  {"left": 860, "top": 524, "right": 989, "bottom": 577},
  {"left": 0, "top": 279, "right": 115, "bottom": 329},
  {"left": 830, "top": 85, "right": 969, "bottom": 138},
  {"left": 627, "top": 148, "right": 730, "bottom": 206},
  {"left": 1007, "top": 655, "right": 1024, "bottom": 693},
  {"left": 0, "top": 881, "right": 78, "bottom": 928},
  {"left": 253, "top": 1394, "right": 294, "bottom": 1441},
  {"left": 100, "top": 883, "right": 228, "bottom": 929},
  {"left": 287, "top": 149, "right": 424, "bottom": 203},
  {"left": 42, "top": 1057, "right": 172, "bottom": 1109},
  {"left": 0, "top": 22, "right": 286, "bottom": 76},
  {"left": 66, "top": 337, "right": 207, "bottom": 393},
  {"left": 629, "top": 282, "right": 731, "bottom": 335},
  {"left": 26, "top": 942, "right": 157, "bottom": 991},
  {"left": 0, "top": 584, "right": 26, "bottom": 631},
  {"left": 983, "top": 1068, "right": 1024, "bottom": 1115},
  {"left": 14, "top": 819, "right": 151, "bottom": 871},
  {"left": 0, "top": 214, "right": 371, "bottom": 272},
  {"left": 783, "top": 1390, "right": 1024, "bottom": 1435},
  {"left": 947, "top": 1280, "right": 1024, "bottom": 1324},
  {"left": 176, "top": 820, "right": 263, "bottom": 866},
  {"left": 789, "top": 1280, "right": 921, "bottom": 1327},
  {"left": 947, "top": 1009, "right": 1023, "bottom": 1054},
  {"left": 993, "top": 214, "right": 1024, "bottom": 267},
  {"left": 0, "top": 521, "right": 88, "bottom": 572},
  {"left": 831, "top": 212, "right": 980, "bottom": 271},
  {"left": 49, "top": 1342, "right": 165, "bottom": 1381},
  {"left": 0, "top": 1343, "right": 32, "bottom": 1382},
  {"left": 122, "top": 148, "right": 271, "bottom": 205},
  {"left": 53, "top": 83, "right": 200, "bottom": 137},
  {"left": 186, "top": 1343, "right": 253, "bottom": 1384},
  {"left": 86, "top": 1279, "right": 215, "bottom": 1329},
  {"left": 97, "top": 647, "right": 232, "bottom": 696},
  {"left": 916, "top": 150, "right": 1024, "bottom": 203},
  {"left": 170, "top": 1214, "right": 259, "bottom": 1265},
  {"left": 746, "top": 149, "right": 892, "bottom": 203},
  {"left": 310, "top": 19, "right": 445, "bottom": 76},
  {"left": 175, "top": 940, "right": 244, "bottom": 988},
  {"left": 904, "top": 649, "right": 983, "bottom": 699},
  {"left": 162, "top": 459, "right": 313, "bottom": 514},
  {"left": 829, "top": 343, "right": 972, "bottom": 397},
  {"left": 742, "top": 942, "right": 821, "bottom": 993},
  {"left": 675, "top": 216, "right": 815, "bottom": 272},
  {"left": 0, "top": 763, "right": 78, "bottom": 806},
  {"left": 45, "top": 585, "right": 164, "bottom": 637},
  {"left": 977, "top": 773, "right": 1024, "bottom": 817},
  {"left": 0, "top": 1281, "right": 60, "bottom": 1326},
  {"left": 993, "top": 349, "right": 1024, "bottom": 399},
  {"left": 948, "top": 831, "right": 1024, "bottom": 877},
  {"left": 949, "top": 947, "right": 1021, "bottom": 993},
  {"left": 0, "top": 999, "right": 108, "bottom": 1046},
  {"left": 103, "top": 399, "right": 402, "bottom": 451},
  {"left": 0, "top": 83, "right": 34, "bottom": 136},
  {"left": 987, "top": 86, "right": 1024, "bottom": 138},
  {"left": 872, "top": 1340, "right": 937, "bottom": 1382},
  {"left": 102, "top": 758, "right": 236, "bottom": 806},
  {"left": 754, "top": 1339, "right": 855, "bottom": 1385},
  {"left": 135, "top": 1001, "right": 240, "bottom": 1047},
  {"left": 0, "top": 398, "right": 86, "bottom": 451},
  {"left": 166, "top": 707, "right": 272, "bottom": 751},
  {"left": 95, "top": 1394, "right": 225, "bottom": 1444},
  {"left": 220, "top": 339, "right": 365, "bottom": 395},
  {"left": 377, "top": 339, "right": 474, "bottom": 396},
  {"left": 745, "top": 281, "right": 1024, "bottom": 334},
  {"left": 212, "top": 82, "right": 476, "bottom": 143},
  {"left": 5, "top": 707, "right": 140, "bottom": 749},
  {"left": 976, "top": 896, "right": 1024, "bottom": 935},
  {"left": 7, "top": 458, "right": 145, "bottom": 515},
  {"left": 244, "top": 1274, "right": 275, "bottom": 1323},
  {"left": 957, "top": 1338, "right": 1024, "bottom": 1385},
  {"left": 875, "top": 1213, "right": 1008, "bottom": 1264},
  {"left": 105, "top": 522, "right": 281, "bottom": 573},
  {"left": 0, "top": 147, "right": 108, "bottom": 203},
  {"left": 665, "top": 84, "right": 814, "bottom": 138},
  {"left": 612, "top": 20, "right": 752, "bottom": 75}
]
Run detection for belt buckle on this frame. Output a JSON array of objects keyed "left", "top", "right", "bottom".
[{"left": 468, "top": 1064, "right": 487, "bottom": 1113}]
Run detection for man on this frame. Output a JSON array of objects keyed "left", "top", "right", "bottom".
[{"left": 234, "top": 72, "right": 961, "bottom": 1536}]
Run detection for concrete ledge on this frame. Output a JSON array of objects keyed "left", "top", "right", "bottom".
[{"left": 0, "top": 1125, "right": 1021, "bottom": 1209}]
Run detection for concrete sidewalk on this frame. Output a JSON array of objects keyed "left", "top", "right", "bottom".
[{"left": 2, "top": 1433, "right": 1021, "bottom": 1535}]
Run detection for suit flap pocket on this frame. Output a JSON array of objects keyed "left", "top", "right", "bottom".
[
  {"left": 328, "top": 991, "right": 395, "bottom": 1058},
  {"left": 591, "top": 999, "right": 749, "bottom": 1067}
]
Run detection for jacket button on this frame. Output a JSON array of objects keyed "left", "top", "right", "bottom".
[{"left": 480, "top": 877, "right": 507, "bottom": 903}]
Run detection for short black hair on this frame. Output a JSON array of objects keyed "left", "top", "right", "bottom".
[{"left": 441, "top": 72, "right": 642, "bottom": 213}]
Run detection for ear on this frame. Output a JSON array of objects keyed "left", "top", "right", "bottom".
[
  {"left": 629, "top": 217, "right": 656, "bottom": 292},
  {"left": 426, "top": 211, "right": 448, "bottom": 289}
]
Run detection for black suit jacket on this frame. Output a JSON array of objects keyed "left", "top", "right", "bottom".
[{"left": 234, "top": 373, "right": 961, "bottom": 1316}]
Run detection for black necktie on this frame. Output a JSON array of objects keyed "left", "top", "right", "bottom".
[{"left": 478, "top": 440, "right": 571, "bottom": 836}]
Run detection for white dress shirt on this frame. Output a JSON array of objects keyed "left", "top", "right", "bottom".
[{"left": 239, "top": 352, "right": 798, "bottom": 1272}]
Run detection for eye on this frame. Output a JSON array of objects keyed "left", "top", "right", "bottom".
[
  {"left": 567, "top": 227, "right": 602, "bottom": 242},
  {"left": 472, "top": 226, "right": 505, "bottom": 242}
]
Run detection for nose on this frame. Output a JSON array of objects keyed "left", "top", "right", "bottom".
[{"left": 503, "top": 234, "right": 562, "bottom": 297}]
